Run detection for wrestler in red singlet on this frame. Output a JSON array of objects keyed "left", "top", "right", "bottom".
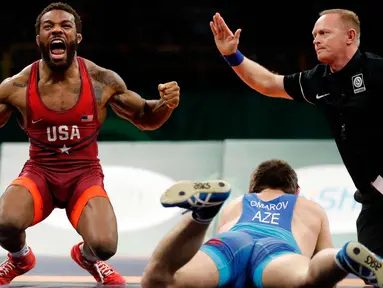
[
  {"left": 0, "top": 2, "right": 180, "bottom": 285},
  {"left": 17, "top": 57, "right": 105, "bottom": 227}
]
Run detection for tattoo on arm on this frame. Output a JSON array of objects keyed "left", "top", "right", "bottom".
[
  {"left": 90, "top": 66, "right": 144, "bottom": 115},
  {"left": 94, "top": 86, "right": 103, "bottom": 104},
  {"left": 13, "top": 82, "right": 27, "bottom": 88},
  {"left": 113, "top": 93, "right": 139, "bottom": 110},
  {"left": 93, "top": 69, "right": 127, "bottom": 92},
  {"left": 73, "top": 84, "right": 102, "bottom": 104}
]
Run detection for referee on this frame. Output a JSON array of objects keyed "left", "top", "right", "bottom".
[{"left": 210, "top": 9, "right": 383, "bottom": 257}]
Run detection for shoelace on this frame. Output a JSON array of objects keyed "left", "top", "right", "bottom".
[
  {"left": 0, "top": 259, "right": 15, "bottom": 277},
  {"left": 94, "top": 261, "right": 114, "bottom": 284}
]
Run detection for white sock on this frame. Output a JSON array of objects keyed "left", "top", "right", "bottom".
[
  {"left": 79, "top": 243, "right": 98, "bottom": 262},
  {"left": 10, "top": 243, "right": 30, "bottom": 258}
]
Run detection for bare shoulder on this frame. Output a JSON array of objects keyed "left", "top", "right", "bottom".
[
  {"left": 82, "top": 58, "right": 127, "bottom": 93},
  {"left": 296, "top": 195, "right": 327, "bottom": 217},
  {"left": 229, "top": 195, "right": 244, "bottom": 206},
  {"left": 220, "top": 195, "right": 243, "bottom": 217},
  {"left": 0, "top": 64, "right": 33, "bottom": 100},
  {"left": 217, "top": 195, "right": 243, "bottom": 233},
  {"left": 2, "top": 64, "right": 32, "bottom": 87}
]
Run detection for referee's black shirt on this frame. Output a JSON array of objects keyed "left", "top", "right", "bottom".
[{"left": 283, "top": 49, "right": 383, "bottom": 203}]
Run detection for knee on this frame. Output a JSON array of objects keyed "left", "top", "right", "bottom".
[
  {"left": 87, "top": 235, "right": 117, "bottom": 261},
  {"left": 141, "top": 273, "right": 160, "bottom": 288},
  {"left": 141, "top": 262, "right": 172, "bottom": 288},
  {"left": 0, "top": 208, "right": 29, "bottom": 233},
  {"left": 141, "top": 276, "right": 169, "bottom": 288},
  {"left": 0, "top": 187, "right": 34, "bottom": 232}
]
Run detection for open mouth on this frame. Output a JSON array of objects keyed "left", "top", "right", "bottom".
[{"left": 49, "top": 39, "right": 66, "bottom": 60}]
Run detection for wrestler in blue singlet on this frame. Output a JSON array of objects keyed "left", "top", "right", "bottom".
[{"left": 200, "top": 193, "right": 301, "bottom": 288}]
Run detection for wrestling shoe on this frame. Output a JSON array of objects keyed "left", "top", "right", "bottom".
[
  {"left": 71, "top": 242, "right": 126, "bottom": 286},
  {"left": 0, "top": 247, "right": 36, "bottom": 284},
  {"left": 160, "top": 180, "right": 231, "bottom": 223},
  {"left": 335, "top": 241, "right": 383, "bottom": 287}
]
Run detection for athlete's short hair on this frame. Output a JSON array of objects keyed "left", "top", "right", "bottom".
[
  {"left": 35, "top": 2, "right": 82, "bottom": 35},
  {"left": 249, "top": 159, "right": 299, "bottom": 194}
]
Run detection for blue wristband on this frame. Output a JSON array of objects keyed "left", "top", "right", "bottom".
[{"left": 222, "top": 50, "right": 244, "bottom": 66}]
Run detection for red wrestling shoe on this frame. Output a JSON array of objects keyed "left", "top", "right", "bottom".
[
  {"left": 0, "top": 247, "right": 36, "bottom": 284},
  {"left": 71, "top": 242, "right": 126, "bottom": 285}
]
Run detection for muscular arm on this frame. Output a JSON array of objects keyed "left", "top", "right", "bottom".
[
  {"left": 313, "top": 204, "right": 334, "bottom": 255},
  {"left": 0, "top": 78, "right": 15, "bottom": 128},
  {"left": 0, "top": 104, "right": 12, "bottom": 128},
  {"left": 231, "top": 57, "right": 293, "bottom": 99},
  {"left": 97, "top": 68, "right": 175, "bottom": 130},
  {"left": 111, "top": 91, "right": 174, "bottom": 131}
]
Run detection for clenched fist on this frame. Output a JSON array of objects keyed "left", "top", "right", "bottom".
[{"left": 158, "top": 81, "right": 180, "bottom": 109}]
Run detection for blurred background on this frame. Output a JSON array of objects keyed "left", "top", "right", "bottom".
[{"left": 0, "top": 0, "right": 381, "bottom": 275}]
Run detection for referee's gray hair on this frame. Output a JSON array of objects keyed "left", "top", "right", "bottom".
[{"left": 320, "top": 9, "right": 361, "bottom": 47}]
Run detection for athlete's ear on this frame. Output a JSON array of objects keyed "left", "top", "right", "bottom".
[
  {"left": 36, "top": 35, "right": 40, "bottom": 47},
  {"left": 295, "top": 187, "right": 300, "bottom": 195},
  {"left": 77, "top": 33, "right": 82, "bottom": 44}
]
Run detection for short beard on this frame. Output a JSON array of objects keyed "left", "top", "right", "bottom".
[{"left": 39, "top": 40, "right": 78, "bottom": 74}]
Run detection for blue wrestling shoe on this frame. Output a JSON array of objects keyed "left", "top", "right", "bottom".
[
  {"left": 335, "top": 241, "right": 383, "bottom": 287},
  {"left": 160, "top": 180, "right": 231, "bottom": 224}
]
